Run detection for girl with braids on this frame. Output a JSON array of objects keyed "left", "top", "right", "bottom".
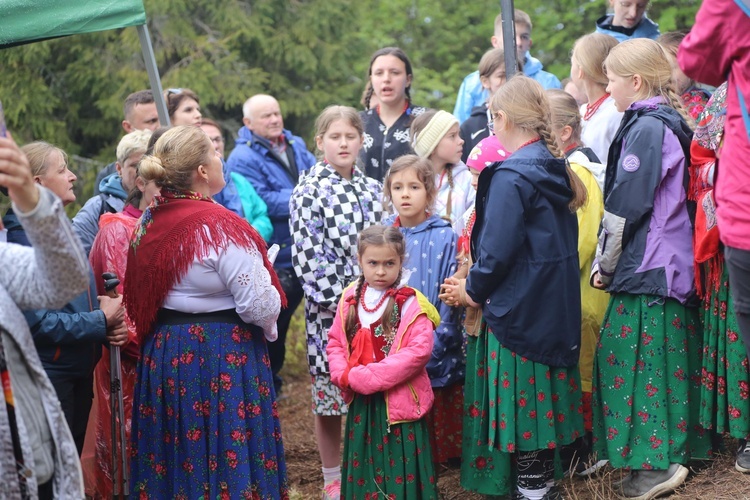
[
  {"left": 440, "top": 75, "right": 586, "bottom": 500},
  {"left": 290, "top": 106, "right": 385, "bottom": 500},
  {"left": 411, "top": 109, "right": 474, "bottom": 234},
  {"left": 326, "top": 225, "right": 439, "bottom": 499},
  {"left": 383, "top": 155, "right": 464, "bottom": 467},
  {"left": 359, "top": 47, "right": 425, "bottom": 182},
  {"left": 570, "top": 32, "right": 622, "bottom": 165},
  {"left": 591, "top": 38, "right": 710, "bottom": 499},
  {"left": 547, "top": 89, "right": 609, "bottom": 477}
]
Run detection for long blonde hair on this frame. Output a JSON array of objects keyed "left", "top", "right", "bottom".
[
  {"left": 604, "top": 38, "right": 693, "bottom": 128},
  {"left": 490, "top": 76, "right": 587, "bottom": 212},
  {"left": 571, "top": 33, "right": 618, "bottom": 88}
]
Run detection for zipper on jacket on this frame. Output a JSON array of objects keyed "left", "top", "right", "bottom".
[
  {"left": 407, "top": 382, "right": 421, "bottom": 416},
  {"left": 384, "top": 305, "right": 426, "bottom": 432}
]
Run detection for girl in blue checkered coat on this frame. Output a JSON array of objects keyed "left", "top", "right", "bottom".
[{"left": 290, "top": 105, "right": 387, "bottom": 500}]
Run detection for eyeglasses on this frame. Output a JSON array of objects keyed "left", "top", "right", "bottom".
[{"left": 488, "top": 111, "right": 499, "bottom": 133}]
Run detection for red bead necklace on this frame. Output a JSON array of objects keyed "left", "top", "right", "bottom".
[
  {"left": 360, "top": 283, "right": 393, "bottom": 313},
  {"left": 584, "top": 93, "right": 609, "bottom": 121},
  {"left": 516, "top": 137, "right": 541, "bottom": 151}
]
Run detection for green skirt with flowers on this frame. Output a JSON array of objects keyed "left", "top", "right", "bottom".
[
  {"left": 461, "top": 324, "right": 583, "bottom": 495},
  {"left": 460, "top": 332, "right": 512, "bottom": 496},
  {"left": 341, "top": 392, "right": 437, "bottom": 499},
  {"left": 699, "top": 267, "right": 750, "bottom": 438},
  {"left": 593, "top": 293, "right": 711, "bottom": 469}
]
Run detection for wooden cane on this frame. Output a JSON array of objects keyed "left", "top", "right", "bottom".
[{"left": 102, "top": 273, "right": 130, "bottom": 498}]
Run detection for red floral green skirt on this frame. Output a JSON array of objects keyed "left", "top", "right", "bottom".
[
  {"left": 460, "top": 325, "right": 583, "bottom": 495},
  {"left": 425, "top": 382, "right": 463, "bottom": 463},
  {"left": 593, "top": 293, "right": 711, "bottom": 469},
  {"left": 699, "top": 267, "right": 750, "bottom": 438},
  {"left": 341, "top": 393, "right": 437, "bottom": 499},
  {"left": 486, "top": 327, "right": 583, "bottom": 453},
  {"left": 460, "top": 333, "right": 512, "bottom": 496}
]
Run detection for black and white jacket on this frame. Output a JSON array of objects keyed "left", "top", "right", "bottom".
[{"left": 290, "top": 162, "right": 387, "bottom": 375}]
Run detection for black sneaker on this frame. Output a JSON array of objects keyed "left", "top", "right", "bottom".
[{"left": 736, "top": 439, "right": 750, "bottom": 473}]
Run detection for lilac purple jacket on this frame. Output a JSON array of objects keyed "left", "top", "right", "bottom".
[
  {"left": 593, "top": 97, "right": 696, "bottom": 304},
  {"left": 327, "top": 284, "right": 438, "bottom": 426}
]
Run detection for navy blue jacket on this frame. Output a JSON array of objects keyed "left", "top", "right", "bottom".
[
  {"left": 225, "top": 126, "right": 316, "bottom": 269},
  {"left": 3, "top": 210, "right": 105, "bottom": 379},
  {"left": 466, "top": 141, "right": 581, "bottom": 367}
]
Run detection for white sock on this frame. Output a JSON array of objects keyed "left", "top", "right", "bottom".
[
  {"left": 518, "top": 485, "right": 549, "bottom": 500},
  {"left": 322, "top": 465, "right": 341, "bottom": 485}
]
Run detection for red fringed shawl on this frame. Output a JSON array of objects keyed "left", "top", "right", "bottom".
[{"left": 124, "top": 189, "right": 287, "bottom": 341}]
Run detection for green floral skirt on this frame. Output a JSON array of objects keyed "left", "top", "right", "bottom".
[
  {"left": 593, "top": 293, "right": 711, "bottom": 469},
  {"left": 699, "top": 267, "right": 750, "bottom": 438},
  {"left": 341, "top": 393, "right": 437, "bottom": 499},
  {"left": 460, "top": 333, "right": 512, "bottom": 496},
  {"left": 461, "top": 325, "right": 583, "bottom": 495}
]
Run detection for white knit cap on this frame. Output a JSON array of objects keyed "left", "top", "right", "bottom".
[{"left": 412, "top": 110, "right": 459, "bottom": 158}]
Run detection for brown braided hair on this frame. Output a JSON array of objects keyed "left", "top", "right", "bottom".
[
  {"left": 344, "top": 226, "right": 407, "bottom": 345},
  {"left": 490, "top": 76, "right": 587, "bottom": 212}
]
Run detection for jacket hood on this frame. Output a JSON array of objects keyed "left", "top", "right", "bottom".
[
  {"left": 596, "top": 14, "right": 660, "bottom": 38},
  {"left": 629, "top": 97, "right": 693, "bottom": 148},
  {"left": 568, "top": 149, "right": 606, "bottom": 192},
  {"left": 504, "top": 141, "right": 573, "bottom": 210},
  {"left": 384, "top": 213, "right": 452, "bottom": 234},
  {"left": 99, "top": 173, "right": 127, "bottom": 199},
  {"left": 523, "top": 53, "right": 544, "bottom": 77},
  {"left": 469, "top": 104, "right": 489, "bottom": 119}
]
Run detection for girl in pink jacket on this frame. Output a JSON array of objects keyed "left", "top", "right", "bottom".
[{"left": 327, "top": 225, "right": 439, "bottom": 499}]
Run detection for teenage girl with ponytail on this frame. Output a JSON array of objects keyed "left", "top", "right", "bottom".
[
  {"left": 359, "top": 47, "right": 425, "bottom": 182},
  {"left": 440, "top": 75, "right": 587, "bottom": 500},
  {"left": 326, "top": 225, "right": 439, "bottom": 499},
  {"left": 591, "top": 38, "right": 711, "bottom": 499},
  {"left": 411, "top": 109, "right": 475, "bottom": 234}
]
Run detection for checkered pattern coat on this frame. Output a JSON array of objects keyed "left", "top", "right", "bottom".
[{"left": 290, "top": 162, "right": 387, "bottom": 375}]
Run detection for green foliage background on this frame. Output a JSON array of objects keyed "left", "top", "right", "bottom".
[{"left": 1, "top": 0, "right": 701, "bottom": 206}]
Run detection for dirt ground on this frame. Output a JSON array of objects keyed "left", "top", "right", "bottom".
[{"left": 278, "top": 310, "right": 750, "bottom": 499}]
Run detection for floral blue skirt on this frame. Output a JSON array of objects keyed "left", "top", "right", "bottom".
[{"left": 130, "top": 310, "right": 288, "bottom": 499}]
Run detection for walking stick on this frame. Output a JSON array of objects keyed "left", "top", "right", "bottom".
[{"left": 102, "top": 272, "right": 130, "bottom": 498}]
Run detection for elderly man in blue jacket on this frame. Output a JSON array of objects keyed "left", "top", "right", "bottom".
[{"left": 225, "top": 94, "right": 316, "bottom": 395}]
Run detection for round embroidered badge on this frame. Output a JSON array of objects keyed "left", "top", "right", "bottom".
[{"left": 622, "top": 154, "right": 640, "bottom": 172}]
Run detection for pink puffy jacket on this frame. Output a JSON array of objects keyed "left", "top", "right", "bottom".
[
  {"left": 679, "top": 0, "right": 750, "bottom": 251},
  {"left": 327, "top": 285, "right": 439, "bottom": 427}
]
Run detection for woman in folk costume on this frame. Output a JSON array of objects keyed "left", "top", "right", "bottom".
[{"left": 123, "top": 126, "right": 289, "bottom": 498}]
